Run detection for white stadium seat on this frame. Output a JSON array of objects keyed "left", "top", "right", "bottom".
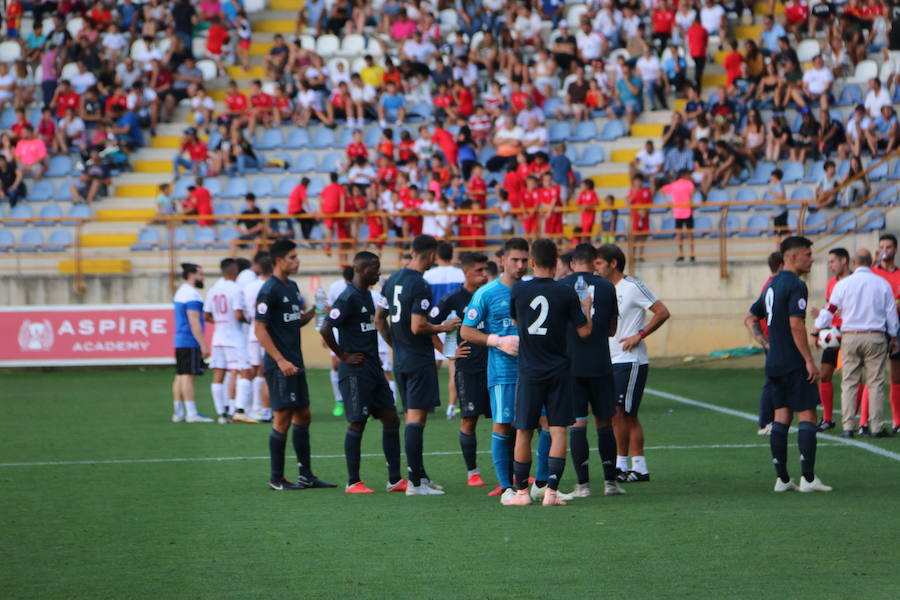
[
  {"left": 196, "top": 59, "right": 218, "bottom": 81},
  {"left": 0, "top": 41, "right": 22, "bottom": 63},
  {"left": 316, "top": 35, "right": 340, "bottom": 58}
]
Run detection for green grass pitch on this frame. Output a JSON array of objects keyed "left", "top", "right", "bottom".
[{"left": 1, "top": 366, "right": 898, "bottom": 599}]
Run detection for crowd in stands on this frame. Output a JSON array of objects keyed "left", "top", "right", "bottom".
[{"left": 2, "top": 0, "right": 900, "bottom": 255}]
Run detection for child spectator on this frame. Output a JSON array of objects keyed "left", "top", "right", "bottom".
[
  {"left": 600, "top": 194, "right": 618, "bottom": 244},
  {"left": 539, "top": 172, "right": 563, "bottom": 238},
  {"left": 577, "top": 179, "right": 599, "bottom": 244},
  {"left": 365, "top": 198, "right": 386, "bottom": 248},
  {"left": 661, "top": 169, "right": 696, "bottom": 262},
  {"left": 467, "top": 164, "right": 487, "bottom": 206},
  {"left": 628, "top": 174, "right": 652, "bottom": 263}
]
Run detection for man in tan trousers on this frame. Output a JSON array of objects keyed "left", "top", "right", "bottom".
[{"left": 814, "top": 249, "right": 899, "bottom": 438}]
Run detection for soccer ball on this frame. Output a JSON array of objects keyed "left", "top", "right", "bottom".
[{"left": 818, "top": 327, "right": 842, "bottom": 349}]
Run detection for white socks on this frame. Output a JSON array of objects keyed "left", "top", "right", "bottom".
[
  {"left": 236, "top": 377, "right": 252, "bottom": 413},
  {"left": 184, "top": 400, "right": 198, "bottom": 418},
  {"left": 388, "top": 379, "right": 396, "bottom": 400},
  {"left": 252, "top": 376, "right": 265, "bottom": 414},
  {"left": 224, "top": 371, "right": 235, "bottom": 413},
  {"left": 330, "top": 369, "right": 343, "bottom": 403},
  {"left": 173, "top": 401, "right": 185, "bottom": 419},
  {"left": 211, "top": 383, "right": 226, "bottom": 416},
  {"left": 631, "top": 456, "right": 648, "bottom": 475},
  {"left": 616, "top": 455, "right": 628, "bottom": 472}
]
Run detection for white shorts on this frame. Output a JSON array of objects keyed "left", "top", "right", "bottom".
[
  {"left": 247, "top": 339, "right": 263, "bottom": 367},
  {"left": 210, "top": 345, "right": 248, "bottom": 371}
]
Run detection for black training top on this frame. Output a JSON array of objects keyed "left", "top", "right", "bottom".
[
  {"left": 382, "top": 268, "right": 436, "bottom": 373},
  {"left": 559, "top": 272, "right": 618, "bottom": 378},
  {"left": 750, "top": 269, "right": 808, "bottom": 376},
  {"left": 255, "top": 275, "right": 306, "bottom": 371}
]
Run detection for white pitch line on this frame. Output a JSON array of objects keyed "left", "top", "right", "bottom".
[
  {"left": 646, "top": 387, "right": 900, "bottom": 463},
  {"left": 0, "top": 443, "right": 847, "bottom": 468}
]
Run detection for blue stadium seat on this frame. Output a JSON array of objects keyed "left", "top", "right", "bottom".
[
  {"left": 615, "top": 217, "right": 627, "bottom": 239},
  {"left": 740, "top": 214, "right": 769, "bottom": 237},
  {"left": 478, "top": 146, "right": 496, "bottom": 164},
  {"left": 307, "top": 177, "right": 325, "bottom": 196},
  {"left": 803, "top": 212, "right": 828, "bottom": 234},
  {"left": 571, "top": 120, "right": 598, "bottom": 142},
  {"left": 549, "top": 121, "right": 572, "bottom": 143},
  {"left": 276, "top": 177, "right": 299, "bottom": 197},
  {"left": 781, "top": 161, "right": 804, "bottom": 184},
  {"left": 284, "top": 128, "right": 311, "bottom": 149},
  {"left": 575, "top": 146, "right": 604, "bottom": 167},
  {"left": 888, "top": 161, "right": 900, "bottom": 181},
  {"left": 733, "top": 189, "right": 756, "bottom": 211},
  {"left": 869, "top": 160, "right": 889, "bottom": 181},
  {"left": 173, "top": 177, "right": 193, "bottom": 197},
  {"left": 722, "top": 214, "right": 741, "bottom": 237},
  {"left": 859, "top": 211, "right": 885, "bottom": 232},
  {"left": 873, "top": 185, "right": 899, "bottom": 205},
  {"left": 693, "top": 215, "right": 713, "bottom": 237},
  {"left": 542, "top": 97, "right": 563, "bottom": 119},
  {"left": 409, "top": 102, "right": 433, "bottom": 120},
  {"left": 16, "top": 229, "right": 43, "bottom": 252},
  {"left": 363, "top": 127, "right": 382, "bottom": 147},
  {"left": 47, "top": 155, "right": 73, "bottom": 177},
  {"left": 44, "top": 229, "right": 73, "bottom": 251},
  {"left": 212, "top": 226, "right": 240, "bottom": 249},
  {"left": 202, "top": 177, "right": 222, "bottom": 196},
  {"left": 256, "top": 128, "right": 284, "bottom": 150},
  {"left": 336, "top": 128, "right": 353, "bottom": 147},
  {"left": 221, "top": 177, "right": 249, "bottom": 199},
  {"left": 746, "top": 162, "right": 777, "bottom": 185},
  {"left": 697, "top": 191, "right": 718, "bottom": 212},
  {"left": 598, "top": 119, "right": 626, "bottom": 141},
  {"left": 251, "top": 177, "right": 274, "bottom": 198},
  {"left": 837, "top": 159, "right": 851, "bottom": 177},
  {"left": 131, "top": 227, "right": 161, "bottom": 250},
  {"left": 788, "top": 212, "right": 798, "bottom": 229},
  {"left": 310, "top": 128, "right": 336, "bottom": 149},
  {"left": 163, "top": 226, "right": 190, "bottom": 249},
  {"left": 790, "top": 187, "right": 814, "bottom": 200},
  {"left": 262, "top": 152, "right": 291, "bottom": 174},
  {"left": 37, "top": 203, "right": 62, "bottom": 225},
  {"left": 706, "top": 189, "right": 729, "bottom": 209},
  {"left": 757, "top": 191, "right": 776, "bottom": 211},
  {"left": 0, "top": 108, "right": 15, "bottom": 128},
  {"left": 63, "top": 204, "right": 92, "bottom": 225},
  {"left": 0, "top": 229, "right": 13, "bottom": 251},
  {"left": 836, "top": 84, "right": 861, "bottom": 106},
  {"left": 651, "top": 192, "right": 667, "bottom": 214},
  {"left": 270, "top": 200, "right": 287, "bottom": 214},
  {"left": 565, "top": 146, "right": 578, "bottom": 163},
  {"left": 53, "top": 179, "right": 73, "bottom": 201},
  {"left": 207, "top": 130, "right": 223, "bottom": 150},
  {"left": 318, "top": 152, "right": 342, "bottom": 173},
  {"left": 652, "top": 216, "right": 676, "bottom": 239},
  {"left": 186, "top": 227, "right": 216, "bottom": 249},
  {"left": 28, "top": 180, "right": 55, "bottom": 202},
  {"left": 8, "top": 204, "right": 33, "bottom": 226},
  {"left": 213, "top": 201, "right": 234, "bottom": 217},
  {"left": 833, "top": 213, "right": 856, "bottom": 233}
]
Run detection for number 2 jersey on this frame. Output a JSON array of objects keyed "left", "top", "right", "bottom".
[
  {"left": 750, "top": 269, "right": 808, "bottom": 377},
  {"left": 203, "top": 278, "right": 244, "bottom": 349}
]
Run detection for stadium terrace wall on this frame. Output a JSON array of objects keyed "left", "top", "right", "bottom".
[{"left": 0, "top": 262, "right": 834, "bottom": 367}]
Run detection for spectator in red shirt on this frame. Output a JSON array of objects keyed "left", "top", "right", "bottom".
[
  {"left": 651, "top": 0, "right": 676, "bottom": 49},
  {"left": 173, "top": 127, "right": 209, "bottom": 176},
  {"left": 377, "top": 128, "right": 394, "bottom": 160},
  {"left": 345, "top": 129, "right": 368, "bottom": 170},
  {"left": 37, "top": 108, "right": 55, "bottom": 147},
  {"left": 398, "top": 129, "right": 416, "bottom": 163},
  {"left": 687, "top": 16, "right": 709, "bottom": 91},
  {"left": 205, "top": 15, "right": 229, "bottom": 74},
  {"left": 432, "top": 120, "right": 458, "bottom": 173},
  {"left": 722, "top": 39, "right": 744, "bottom": 88},
  {"left": 104, "top": 85, "right": 129, "bottom": 115},
  {"left": 223, "top": 79, "right": 249, "bottom": 134},
  {"left": 503, "top": 161, "right": 525, "bottom": 210},
  {"left": 628, "top": 174, "right": 652, "bottom": 262},
  {"left": 321, "top": 172, "right": 349, "bottom": 261},
  {"left": 9, "top": 108, "right": 30, "bottom": 142},
  {"left": 375, "top": 156, "right": 398, "bottom": 188},
  {"left": 188, "top": 176, "right": 214, "bottom": 226},
  {"left": 539, "top": 172, "right": 564, "bottom": 237},
  {"left": 784, "top": 0, "right": 809, "bottom": 41},
  {"left": 402, "top": 184, "right": 424, "bottom": 239},
  {"left": 50, "top": 80, "right": 80, "bottom": 119},
  {"left": 521, "top": 175, "right": 541, "bottom": 240},
  {"left": 288, "top": 176, "right": 315, "bottom": 242},
  {"left": 452, "top": 81, "right": 474, "bottom": 119},
  {"left": 509, "top": 82, "right": 528, "bottom": 113},
  {"left": 467, "top": 164, "right": 487, "bottom": 206},
  {"left": 577, "top": 179, "right": 599, "bottom": 244},
  {"left": 247, "top": 79, "right": 275, "bottom": 136},
  {"left": 365, "top": 198, "right": 386, "bottom": 248}
]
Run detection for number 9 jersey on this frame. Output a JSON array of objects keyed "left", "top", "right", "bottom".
[{"left": 750, "top": 269, "right": 808, "bottom": 377}]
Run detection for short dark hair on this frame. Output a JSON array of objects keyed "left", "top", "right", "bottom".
[
  {"left": 437, "top": 242, "right": 454, "bottom": 262},
  {"left": 597, "top": 244, "right": 626, "bottom": 272},
  {"left": 180, "top": 262, "right": 200, "bottom": 279},
  {"left": 460, "top": 251, "right": 488, "bottom": 268},
  {"left": 780, "top": 236, "right": 813, "bottom": 255},
  {"left": 504, "top": 237, "right": 529, "bottom": 254},
  {"left": 220, "top": 258, "right": 237, "bottom": 274},
  {"left": 828, "top": 247, "right": 850, "bottom": 263},
  {"left": 486, "top": 260, "right": 499, "bottom": 278},
  {"left": 236, "top": 257, "right": 252, "bottom": 272},
  {"left": 572, "top": 243, "right": 597, "bottom": 265},
  {"left": 767, "top": 251, "right": 783, "bottom": 274},
  {"left": 531, "top": 238, "right": 558, "bottom": 269},
  {"left": 342, "top": 265, "right": 354, "bottom": 281},
  {"left": 879, "top": 233, "right": 898, "bottom": 248},
  {"left": 270, "top": 239, "right": 296, "bottom": 261},
  {"left": 256, "top": 254, "right": 274, "bottom": 275},
  {"left": 411, "top": 234, "right": 439, "bottom": 257},
  {"left": 353, "top": 250, "right": 379, "bottom": 270},
  {"left": 771, "top": 169, "right": 783, "bottom": 180}
]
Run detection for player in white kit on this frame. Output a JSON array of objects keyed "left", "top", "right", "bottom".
[
  {"left": 203, "top": 258, "right": 251, "bottom": 424},
  {"left": 423, "top": 242, "right": 465, "bottom": 417},
  {"left": 243, "top": 253, "right": 273, "bottom": 422}
]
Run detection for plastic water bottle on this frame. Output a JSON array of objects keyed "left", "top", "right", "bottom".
[
  {"left": 314, "top": 287, "right": 327, "bottom": 330},
  {"left": 575, "top": 275, "right": 588, "bottom": 300},
  {"left": 443, "top": 310, "right": 459, "bottom": 357}
]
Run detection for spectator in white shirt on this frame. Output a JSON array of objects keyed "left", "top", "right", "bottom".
[
  {"left": 864, "top": 77, "right": 892, "bottom": 119},
  {"left": 844, "top": 105, "right": 875, "bottom": 157},
  {"left": 70, "top": 61, "right": 97, "bottom": 95},
  {"left": 577, "top": 22, "right": 605, "bottom": 62},
  {"left": 522, "top": 117, "right": 549, "bottom": 157},
  {"left": 814, "top": 249, "right": 899, "bottom": 437},
  {"left": 348, "top": 74, "right": 376, "bottom": 129},
  {"left": 699, "top": 0, "right": 726, "bottom": 37},
  {"left": 593, "top": 4, "right": 623, "bottom": 47},
  {"left": 636, "top": 45, "right": 668, "bottom": 110},
  {"left": 630, "top": 140, "right": 665, "bottom": 191},
  {"left": 801, "top": 55, "right": 833, "bottom": 110}
]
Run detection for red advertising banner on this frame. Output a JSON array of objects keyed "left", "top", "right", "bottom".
[{"left": 0, "top": 304, "right": 177, "bottom": 367}]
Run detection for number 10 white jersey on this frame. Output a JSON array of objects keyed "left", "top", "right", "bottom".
[{"left": 203, "top": 278, "right": 245, "bottom": 348}]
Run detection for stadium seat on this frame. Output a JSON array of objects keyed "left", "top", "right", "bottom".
[
  {"left": 16, "top": 229, "right": 43, "bottom": 252},
  {"left": 0, "top": 40, "right": 22, "bottom": 62},
  {"left": 307, "top": 177, "right": 326, "bottom": 196},
  {"left": 408, "top": 102, "right": 433, "bottom": 121},
  {"left": 28, "top": 180, "right": 55, "bottom": 202},
  {"left": 284, "top": 128, "right": 311, "bottom": 149},
  {"left": 256, "top": 128, "right": 285, "bottom": 150},
  {"left": 859, "top": 211, "right": 886, "bottom": 232},
  {"left": 651, "top": 192, "right": 667, "bottom": 214},
  {"left": 740, "top": 214, "right": 769, "bottom": 237},
  {"left": 186, "top": 227, "right": 216, "bottom": 249},
  {"left": 746, "top": 162, "right": 777, "bottom": 185},
  {"left": 337, "top": 33, "right": 366, "bottom": 58},
  {"left": 7, "top": 204, "right": 33, "bottom": 226},
  {"left": 212, "top": 226, "right": 240, "bottom": 249},
  {"left": 575, "top": 146, "right": 604, "bottom": 167},
  {"left": 781, "top": 161, "right": 804, "bottom": 184},
  {"left": 37, "top": 204, "right": 62, "bottom": 226},
  {"left": 757, "top": 191, "right": 776, "bottom": 212},
  {"left": 803, "top": 212, "right": 828, "bottom": 234},
  {"left": 310, "top": 128, "right": 337, "bottom": 149},
  {"left": 47, "top": 155, "right": 73, "bottom": 177},
  {"left": 789, "top": 187, "right": 814, "bottom": 208},
  {"left": 706, "top": 189, "right": 729, "bottom": 209},
  {"left": 614, "top": 217, "right": 628, "bottom": 239},
  {"left": 163, "top": 226, "right": 190, "bottom": 249},
  {"left": 53, "top": 180, "right": 73, "bottom": 201},
  {"left": 888, "top": 161, "right": 900, "bottom": 181},
  {"left": 849, "top": 60, "right": 878, "bottom": 84},
  {"left": 873, "top": 185, "right": 899, "bottom": 205},
  {"left": 733, "top": 189, "right": 756, "bottom": 210},
  {"left": 653, "top": 217, "right": 676, "bottom": 239},
  {"left": 693, "top": 215, "right": 713, "bottom": 237},
  {"left": 571, "top": 120, "right": 598, "bottom": 142},
  {"left": 66, "top": 16, "right": 84, "bottom": 37},
  {"left": 318, "top": 152, "right": 342, "bottom": 173},
  {"left": 222, "top": 177, "right": 249, "bottom": 199},
  {"left": 276, "top": 177, "right": 299, "bottom": 197},
  {"left": 288, "top": 153, "right": 315, "bottom": 174},
  {"left": 62, "top": 204, "right": 92, "bottom": 225},
  {"left": 802, "top": 160, "right": 825, "bottom": 184},
  {"left": 598, "top": 120, "right": 626, "bottom": 141},
  {"left": 251, "top": 178, "right": 274, "bottom": 198},
  {"left": 297, "top": 34, "right": 316, "bottom": 51},
  {"left": 336, "top": 128, "right": 353, "bottom": 147},
  {"left": 836, "top": 84, "right": 862, "bottom": 106},
  {"left": 723, "top": 214, "right": 741, "bottom": 237},
  {"left": 0, "top": 229, "right": 13, "bottom": 251},
  {"left": 549, "top": 121, "right": 572, "bottom": 143},
  {"left": 44, "top": 229, "right": 73, "bottom": 251},
  {"left": 697, "top": 191, "right": 718, "bottom": 212},
  {"left": 833, "top": 213, "right": 856, "bottom": 234},
  {"left": 797, "top": 39, "right": 821, "bottom": 62},
  {"left": 837, "top": 160, "right": 851, "bottom": 177},
  {"left": 202, "top": 178, "right": 222, "bottom": 196},
  {"left": 363, "top": 127, "right": 385, "bottom": 147},
  {"left": 316, "top": 34, "right": 340, "bottom": 58},
  {"left": 439, "top": 8, "right": 460, "bottom": 32},
  {"left": 131, "top": 227, "right": 161, "bottom": 250},
  {"left": 542, "top": 97, "right": 563, "bottom": 119},
  {"left": 478, "top": 147, "right": 496, "bottom": 164},
  {"left": 869, "top": 160, "right": 889, "bottom": 181},
  {"left": 173, "top": 177, "right": 193, "bottom": 197},
  {"left": 213, "top": 201, "right": 234, "bottom": 217}
]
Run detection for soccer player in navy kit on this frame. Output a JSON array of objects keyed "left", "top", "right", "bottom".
[
  {"left": 433, "top": 251, "right": 491, "bottom": 486},
  {"left": 505, "top": 239, "right": 593, "bottom": 506},
  {"left": 255, "top": 240, "right": 336, "bottom": 491},
  {"left": 376, "top": 235, "right": 461, "bottom": 496},
  {"left": 320, "top": 252, "right": 406, "bottom": 494},
  {"left": 745, "top": 236, "right": 832, "bottom": 493},
  {"left": 558, "top": 244, "right": 624, "bottom": 497}
]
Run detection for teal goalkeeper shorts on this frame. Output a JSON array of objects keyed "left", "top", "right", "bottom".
[{"left": 489, "top": 383, "right": 516, "bottom": 424}]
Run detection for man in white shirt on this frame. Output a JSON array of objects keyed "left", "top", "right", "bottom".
[
  {"left": 597, "top": 244, "right": 671, "bottom": 482},
  {"left": 577, "top": 21, "right": 605, "bottom": 63},
  {"left": 636, "top": 46, "right": 668, "bottom": 110},
  {"left": 700, "top": 0, "right": 727, "bottom": 37},
  {"left": 70, "top": 61, "right": 97, "bottom": 95},
  {"left": 864, "top": 77, "right": 892, "bottom": 119},
  {"left": 522, "top": 118, "right": 549, "bottom": 156},
  {"left": 242, "top": 254, "right": 273, "bottom": 421},
  {"left": 801, "top": 55, "right": 834, "bottom": 110},
  {"left": 845, "top": 105, "right": 875, "bottom": 156},
  {"left": 203, "top": 259, "right": 252, "bottom": 423},
  {"left": 424, "top": 242, "right": 465, "bottom": 413},
  {"left": 630, "top": 140, "right": 665, "bottom": 192},
  {"left": 814, "top": 249, "right": 899, "bottom": 437}
]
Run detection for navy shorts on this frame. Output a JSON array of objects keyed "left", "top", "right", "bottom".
[
  {"left": 613, "top": 362, "right": 649, "bottom": 417},
  {"left": 821, "top": 347, "right": 838, "bottom": 367},
  {"left": 455, "top": 370, "right": 491, "bottom": 419},
  {"left": 175, "top": 347, "right": 204, "bottom": 376},
  {"left": 395, "top": 368, "right": 440, "bottom": 412},
  {"left": 768, "top": 368, "right": 819, "bottom": 412},
  {"left": 573, "top": 375, "right": 616, "bottom": 420},
  {"left": 265, "top": 368, "right": 311, "bottom": 411},
  {"left": 514, "top": 374, "right": 574, "bottom": 430},
  {"left": 339, "top": 363, "right": 396, "bottom": 423}
]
